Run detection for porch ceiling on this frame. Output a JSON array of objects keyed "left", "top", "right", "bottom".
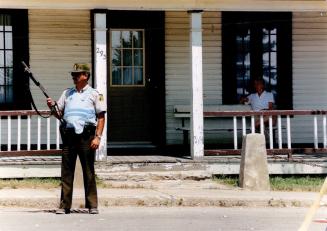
[{"left": 1, "top": 0, "right": 327, "bottom": 11}]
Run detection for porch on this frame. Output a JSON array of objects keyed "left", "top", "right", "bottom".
[
  {"left": 0, "top": 5, "right": 327, "bottom": 165},
  {"left": 0, "top": 110, "right": 327, "bottom": 163}
]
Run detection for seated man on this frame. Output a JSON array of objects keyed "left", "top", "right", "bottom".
[{"left": 240, "top": 79, "right": 275, "bottom": 130}]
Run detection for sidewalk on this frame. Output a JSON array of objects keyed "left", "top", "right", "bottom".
[{"left": 0, "top": 179, "right": 325, "bottom": 209}]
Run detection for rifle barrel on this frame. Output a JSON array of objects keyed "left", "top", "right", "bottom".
[{"left": 22, "top": 61, "right": 50, "bottom": 98}]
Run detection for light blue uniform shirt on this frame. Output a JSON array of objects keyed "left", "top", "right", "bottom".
[{"left": 57, "top": 84, "right": 106, "bottom": 134}]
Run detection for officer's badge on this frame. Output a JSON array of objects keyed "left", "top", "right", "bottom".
[{"left": 99, "top": 94, "right": 104, "bottom": 102}]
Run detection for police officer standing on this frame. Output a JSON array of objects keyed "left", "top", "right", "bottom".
[{"left": 47, "top": 63, "right": 106, "bottom": 214}]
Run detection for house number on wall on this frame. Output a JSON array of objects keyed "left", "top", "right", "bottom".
[{"left": 96, "top": 47, "right": 106, "bottom": 60}]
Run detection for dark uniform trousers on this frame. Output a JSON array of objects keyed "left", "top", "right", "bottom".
[{"left": 60, "top": 125, "right": 98, "bottom": 209}]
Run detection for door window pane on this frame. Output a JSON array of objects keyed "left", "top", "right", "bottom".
[
  {"left": 123, "top": 49, "right": 132, "bottom": 66},
  {"left": 134, "top": 68, "right": 143, "bottom": 85},
  {"left": 133, "top": 31, "right": 143, "bottom": 48},
  {"left": 112, "top": 49, "right": 121, "bottom": 66},
  {"left": 112, "top": 67, "right": 121, "bottom": 85},
  {"left": 111, "top": 31, "right": 121, "bottom": 48},
  {"left": 123, "top": 67, "right": 132, "bottom": 85},
  {"left": 134, "top": 49, "right": 143, "bottom": 66},
  {"left": 122, "top": 31, "right": 132, "bottom": 48}
]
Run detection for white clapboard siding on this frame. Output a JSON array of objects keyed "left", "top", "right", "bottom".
[
  {"left": 292, "top": 12, "right": 327, "bottom": 143},
  {"left": 9, "top": 10, "right": 92, "bottom": 144},
  {"left": 29, "top": 10, "right": 91, "bottom": 110},
  {"left": 165, "top": 11, "right": 221, "bottom": 144}
]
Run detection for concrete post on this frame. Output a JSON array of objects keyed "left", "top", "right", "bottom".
[
  {"left": 239, "top": 133, "right": 270, "bottom": 190},
  {"left": 94, "top": 13, "right": 108, "bottom": 161},
  {"left": 189, "top": 10, "right": 204, "bottom": 159}
]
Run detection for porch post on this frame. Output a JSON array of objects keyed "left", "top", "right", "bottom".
[
  {"left": 93, "top": 13, "right": 108, "bottom": 161},
  {"left": 189, "top": 10, "right": 204, "bottom": 159}
]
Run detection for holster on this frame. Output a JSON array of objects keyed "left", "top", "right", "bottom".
[
  {"left": 59, "top": 124, "right": 68, "bottom": 145},
  {"left": 59, "top": 124, "right": 96, "bottom": 145}
]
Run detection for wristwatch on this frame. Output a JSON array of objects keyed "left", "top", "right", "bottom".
[{"left": 95, "top": 134, "right": 102, "bottom": 140}]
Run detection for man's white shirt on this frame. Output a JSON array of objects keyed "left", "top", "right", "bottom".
[{"left": 247, "top": 90, "right": 274, "bottom": 111}]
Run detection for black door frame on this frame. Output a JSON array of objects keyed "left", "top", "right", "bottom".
[{"left": 91, "top": 10, "right": 166, "bottom": 149}]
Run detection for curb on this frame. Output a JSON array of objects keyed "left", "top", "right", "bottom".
[{"left": 0, "top": 196, "right": 315, "bottom": 209}]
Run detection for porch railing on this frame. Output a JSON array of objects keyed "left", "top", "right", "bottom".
[
  {"left": 0, "top": 110, "right": 62, "bottom": 156},
  {"left": 202, "top": 110, "right": 327, "bottom": 156},
  {"left": 2, "top": 109, "right": 327, "bottom": 157}
]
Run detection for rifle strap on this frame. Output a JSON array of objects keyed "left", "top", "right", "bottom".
[{"left": 27, "top": 87, "right": 52, "bottom": 119}]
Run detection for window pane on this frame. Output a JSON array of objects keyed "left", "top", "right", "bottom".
[
  {"left": 134, "top": 67, "right": 143, "bottom": 85},
  {"left": 236, "top": 37, "right": 250, "bottom": 53},
  {"left": 263, "top": 28, "right": 269, "bottom": 34},
  {"left": 133, "top": 31, "right": 143, "bottom": 48},
  {"left": 123, "top": 49, "right": 132, "bottom": 66},
  {"left": 0, "top": 68, "right": 4, "bottom": 85},
  {"left": 5, "top": 50, "right": 13, "bottom": 67},
  {"left": 0, "top": 15, "right": 12, "bottom": 32},
  {"left": 134, "top": 49, "right": 143, "bottom": 66},
  {"left": 5, "top": 85, "right": 13, "bottom": 103},
  {"left": 4, "top": 15, "right": 12, "bottom": 31},
  {"left": 263, "top": 52, "right": 270, "bottom": 66},
  {"left": 0, "top": 85, "right": 13, "bottom": 103},
  {"left": 0, "top": 15, "right": 2, "bottom": 31},
  {"left": 111, "top": 49, "right": 121, "bottom": 66},
  {"left": 0, "top": 51, "right": 4, "bottom": 67},
  {"left": 6, "top": 68, "right": 13, "bottom": 85},
  {"left": 122, "top": 31, "right": 132, "bottom": 48},
  {"left": 262, "top": 34, "right": 269, "bottom": 52},
  {"left": 270, "top": 34, "right": 277, "bottom": 51},
  {"left": 263, "top": 67, "right": 277, "bottom": 91},
  {"left": 262, "top": 52, "right": 277, "bottom": 68},
  {"left": 0, "top": 86, "right": 4, "bottom": 102},
  {"left": 5, "top": 32, "right": 12, "bottom": 49},
  {"left": 0, "top": 32, "right": 3, "bottom": 49},
  {"left": 112, "top": 67, "right": 121, "bottom": 85},
  {"left": 270, "top": 52, "right": 276, "bottom": 67},
  {"left": 236, "top": 54, "right": 244, "bottom": 66},
  {"left": 111, "top": 31, "right": 121, "bottom": 48},
  {"left": 123, "top": 67, "right": 132, "bottom": 85}
]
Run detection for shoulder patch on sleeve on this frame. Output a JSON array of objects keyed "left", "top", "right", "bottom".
[{"left": 98, "top": 94, "right": 104, "bottom": 102}]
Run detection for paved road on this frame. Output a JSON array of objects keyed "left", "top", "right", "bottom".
[{"left": 0, "top": 207, "right": 326, "bottom": 231}]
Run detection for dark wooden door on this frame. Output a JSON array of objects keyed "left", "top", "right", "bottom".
[{"left": 107, "top": 11, "right": 165, "bottom": 145}]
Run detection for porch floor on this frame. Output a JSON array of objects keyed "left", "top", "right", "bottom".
[{"left": 0, "top": 153, "right": 327, "bottom": 178}]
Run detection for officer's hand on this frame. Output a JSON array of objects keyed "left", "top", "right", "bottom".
[
  {"left": 46, "top": 98, "right": 54, "bottom": 108},
  {"left": 90, "top": 137, "right": 100, "bottom": 150}
]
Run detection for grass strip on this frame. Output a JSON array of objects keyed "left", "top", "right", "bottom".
[{"left": 212, "top": 175, "right": 326, "bottom": 192}]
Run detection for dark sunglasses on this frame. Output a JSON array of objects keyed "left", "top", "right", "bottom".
[{"left": 71, "top": 73, "right": 83, "bottom": 78}]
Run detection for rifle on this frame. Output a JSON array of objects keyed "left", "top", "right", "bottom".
[{"left": 21, "top": 61, "right": 66, "bottom": 127}]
